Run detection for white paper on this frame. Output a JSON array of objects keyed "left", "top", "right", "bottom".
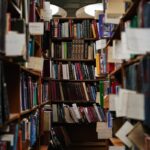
[
  {"left": 113, "top": 39, "right": 130, "bottom": 60},
  {"left": 126, "top": 28, "right": 150, "bottom": 54},
  {"left": 126, "top": 93, "right": 145, "bottom": 120},
  {"left": 96, "top": 122, "right": 112, "bottom": 139},
  {"left": 116, "top": 89, "right": 136, "bottom": 117},
  {"left": 121, "top": 32, "right": 131, "bottom": 59},
  {"left": 109, "top": 146, "right": 125, "bottom": 150},
  {"left": 6, "top": 32, "right": 26, "bottom": 56},
  {"left": 96, "top": 39, "right": 106, "bottom": 50},
  {"left": 40, "top": 9, "right": 52, "bottom": 21},
  {"left": 107, "top": 46, "right": 122, "bottom": 63},
  {"left": 29, "top": 22, "right": 44, "bottom": 35},
  {"left": 116, "top": 121, "right": 134, "bottom": 147},
  {"left": 109, "top": 94, "right": 117, "bottom": 111},
  {"left": 27, "top": 56, "right": 44, "bottom": 72}
]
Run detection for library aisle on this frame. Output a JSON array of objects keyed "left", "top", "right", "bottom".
[{"left": 0, "top": 0, "right": 150, "bottom": 150}]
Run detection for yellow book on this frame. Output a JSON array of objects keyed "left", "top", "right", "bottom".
[{"left": 96, "top": 53, "right": 100, "bottom": 76}]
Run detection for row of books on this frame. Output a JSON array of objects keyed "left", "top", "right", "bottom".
[
  {"left": 51, "top": 19, "right": 98, "bottom": 38},
  {"left": 0, "top": 61, "right": 9, "bottom": 126},
  {"left": 0, "top": 111, "right": 39, "bottom": 150},
  {"left": 52, "top": 103, "right": 106, "bottom": 123},
  {"left": 50, "top": 62, "right": 95, "bottom": 80},
  {"left": 20, "top": 73, "right": 49, "bottom": 111},
  {"left": 124, "top": 55, "right": 150, "bottom": 127},
  {"left": 50, "top": 81, "right": 97, "bottom": 102},
  {"left": 51, "top": 40, "right": 95, "bottom": 60}
]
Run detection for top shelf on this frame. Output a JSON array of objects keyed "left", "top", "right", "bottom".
[{"left": 106, "top": 0, "right": 141, "bottom": 48}]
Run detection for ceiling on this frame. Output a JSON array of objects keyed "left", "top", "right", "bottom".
[{"left": 49, "top": 0, "right": 102, "bottom": 17}]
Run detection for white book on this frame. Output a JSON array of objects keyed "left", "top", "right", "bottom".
[
  {"left": 126, "top": 28, "right": 150, "bottom": 54},
  {"left": 93, "top": 104, "right": 102, "bottom": 121},
  {"left": 69, "top": 107, "right": 79, "bottom": 123},
  {"left": 115, "top": 121, "right": 134, "bottom": 147},
  {"left": 96, "top": 122, "right": 112, "bottom": 139},
  {"left": 126, "top": 93, "right": 145, "bottom": 120},
  {"left": 62, "top": 64, "right": 68, "bottom": 79},
  {"left": 109, "top": 94, "right": 117, "bottom": 111},
  {"left": 72, "top": 103, "right": 81, "bottom": 120}
]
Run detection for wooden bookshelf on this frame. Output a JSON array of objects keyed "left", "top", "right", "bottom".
[{"left": 51, "top": 58, "right": 95, "bottom": 62}]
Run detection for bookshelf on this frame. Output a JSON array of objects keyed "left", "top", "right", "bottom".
[
  {"left": 105, "top": 0, "right": 150, "bottom": 149},
  {"left": 49, "top": 17, "right": 109, "bottom": 150},
  {"left": 0, "top": 0, "right": 51, "bottom": 149}
]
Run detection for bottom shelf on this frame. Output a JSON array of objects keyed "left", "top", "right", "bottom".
[{"left": 67, "top": 141, "right": 108, "bottom": 150}]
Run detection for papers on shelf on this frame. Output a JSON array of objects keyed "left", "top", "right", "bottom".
[
  {"left": 5, "top": 32, "right": 26, "bottom": 57},
  {"left": 114, "top": 89, "right": 145, "bottom": 120},
  {"left": 96, "top": 122, "right": 112, "bottom": 139},
  {"left": 29, "top": 22, "right": 44, "bottom": 35},
  {"left": 126, "top": 28, "right": 150, "bottom": 54}
]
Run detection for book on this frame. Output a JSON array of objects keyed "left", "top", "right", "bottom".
[
  {"left": 115, "top": 121, "right": 134, "bottom": 148},
  {"left": 43, "top": 110, "right": 51, "bottom": 131},
  {"left": 0, "top": 0, "right": 7, "bottom": 52},
  {"left": 127, "top": 122, "right": 145, "bottom": 150},
  {"left": 96, "top": 122, "right": 112, "bottom": 139}
]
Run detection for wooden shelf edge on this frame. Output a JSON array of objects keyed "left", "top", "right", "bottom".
[
  {"left": 123, "top": 55, "right": 144, "bottom": 67},
  {"left": 52, "top": 122, "right": 97, "bottom": 126},
  {"left": 0, "top": 113, "right": 20, "bottom": 128},
  {"left": 50, "top": 79, "right": 101, "bottom": 82},
  {"left": 40, "top": 101, "right": 50, "bottom": 107},
  {"left": 21, "top": 106, "right": 39, "bottom": 116},
  {"left": 70, "top": 141, "right": 107, "bottom": 147},
  {"left": 109, "top": 66, "right": 122, "bottom": 76},
  {"left": 21, "top": 66, "right": 41, "bottom": 77},
  {"left": 51, "top": 58, "right": 95, "bottom": 62},
  {"left": 51, "top": 100, "right": 96, "bottom": 104}
]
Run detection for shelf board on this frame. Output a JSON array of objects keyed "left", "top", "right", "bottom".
[
  {"left": 70, "top": 141, "right": 107, "bottom": 147},
  {"left": 21, "top": 66, "right": 41, "bottom": 77},
  {"left": 51, "top": 58, "right": 95, "bottom": 62},
  {"left": 51, "top": 37, "right": 98, "bottom": 41},
  {"left": 0, "top": 113, "right": 20, "bottom": 128},
  {"left": 53, "top": 17, "right": 94, "bottom": 21},
  {"left": 109, "top": 66, "right": 122, "bottom": 76},
  {"left": 20, "top": 106, "right": 39, "bottom": 116},
  {"left": 40, "top": 101, "right": 50, "bottom": 107},
  {"left": 50, "top": 79, "right": 101, "bottom": 82},
  {"left": 51, "top": 100, "right": 96, "bottom": 104},
  {"left": 123, "top": 55, "right": 144, "bottom": 67},
  {"left": 52, "top": 122, "right": 97, "bottom": 126}
]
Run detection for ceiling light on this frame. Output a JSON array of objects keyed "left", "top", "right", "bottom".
[
  {"left": 84, "top": 3, "right": 103, "bottom": 16},
  {"left": 50, "top": 4, "right": 59, "bottom": 15}
]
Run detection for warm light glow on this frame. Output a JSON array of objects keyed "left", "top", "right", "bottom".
[
  {"left": 50, "top": 4, "right": 59, "bottom": 15},
  {"left": 84, "top": 3, "right": 103, "bottom": 16}
]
